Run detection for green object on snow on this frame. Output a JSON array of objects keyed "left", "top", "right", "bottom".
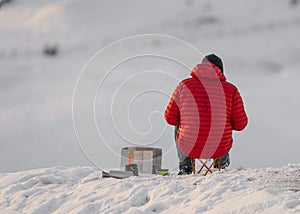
[{"left": 158, "top": 169, "right": 169, "bottom": 176}]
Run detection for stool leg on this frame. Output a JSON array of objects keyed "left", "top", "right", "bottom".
[
  {"left": 198, "top": 160, "right": 208, "bottom": 174},
  {"left": 203, "top": 159, "right": 218, "bottom": 176},
  {"left": 218, "top": 157, "right": 221, "bottom": 171},
  {"left": 191, "top": 159, "right": 195, "bottom": 174}
]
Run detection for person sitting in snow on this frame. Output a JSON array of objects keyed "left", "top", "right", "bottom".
[{"left": 164, "top": 54, "right": 248, "bottom": 175}]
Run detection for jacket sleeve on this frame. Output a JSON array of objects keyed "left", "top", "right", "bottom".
[
  {"left": 164, "top": 84, "right": 181, "bottom": 126},
  {"left": 231, "top": 90, "right": 248, "bottom": 131}
]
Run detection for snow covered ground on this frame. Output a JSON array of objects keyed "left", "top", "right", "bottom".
[{"left": 0, "top": 164, "right": 299, "bottom": 213}]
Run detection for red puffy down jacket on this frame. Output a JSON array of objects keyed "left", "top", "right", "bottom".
[{"left": 164, "top": 62, "right": 248, "bottom": 159}]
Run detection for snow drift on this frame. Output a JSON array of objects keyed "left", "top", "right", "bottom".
[{"left": 0, "top": 164, "right": 299, "bottom": 213}]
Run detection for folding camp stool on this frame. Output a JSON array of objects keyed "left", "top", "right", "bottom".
[{"left": 191, "top": 158, "right": 221, "bottom": 176}]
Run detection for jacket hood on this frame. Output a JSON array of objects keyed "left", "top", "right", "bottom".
[{"left": 190, "top": 62, "right": 226, "bottom": 81}]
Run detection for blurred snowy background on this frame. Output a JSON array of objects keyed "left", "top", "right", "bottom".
[{"left": 1, "top": 0, "right": 300, "bottom": 173}]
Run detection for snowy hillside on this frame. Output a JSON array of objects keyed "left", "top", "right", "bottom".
[
  {"left": 1, "top": 0, "right": 300, "bottom": 174},
  {"left": 0, "top": 165, "right": 299, "bottom": 213}
]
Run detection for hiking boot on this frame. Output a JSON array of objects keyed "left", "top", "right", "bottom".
[
  {"left": 214, "top": 154, "right": 230, "bottom": 169},
  {"left": 178, "top": 166, "right": 193, "bottom": 175}
]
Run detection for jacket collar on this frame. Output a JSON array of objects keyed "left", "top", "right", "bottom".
[{"left": 190, "top": 62, "right": 226, "bottom": 81}]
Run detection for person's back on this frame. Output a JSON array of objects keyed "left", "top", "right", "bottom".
[{"left": 164, "top": 54, "right": 248, "bottom": 173}]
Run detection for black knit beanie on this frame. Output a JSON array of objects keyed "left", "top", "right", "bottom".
[{"left": 202, "top": 54, "right": 224, "bottom": 73}]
